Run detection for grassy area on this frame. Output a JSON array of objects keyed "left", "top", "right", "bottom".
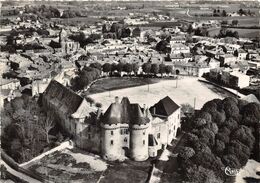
[
  {"left": 87, "top": 77, "right": 161, "bottom": 95},
  {"left": 208, "top": 27, "right": 260, "bottom": 38},
  {"left": 100, "top": 159, "right": 152, "bottom": 183},
  {"left": 27, "top": 148, "right": 105, "bottom": 183}
]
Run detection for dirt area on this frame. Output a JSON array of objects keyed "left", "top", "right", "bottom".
[{"left": 89, "top": 77, "right": 226, "bottom": 111}]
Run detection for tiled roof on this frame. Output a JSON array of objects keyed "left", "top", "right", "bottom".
[
  {"left": 102, "top": 97, "right": 149, "bottom": 125},
  {"left": 43, "top": 80, "right": 83, "bottom": 116},
  {"left": 150, "top": 96, "right": 179, "bottom": 117}
]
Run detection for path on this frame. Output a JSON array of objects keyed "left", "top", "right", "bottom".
[
  {"left": 0, "top": 160, "right": 41, "bottom": 183},
  {"left": 20, "top": 140, "right": 73, "bottom": 168}
]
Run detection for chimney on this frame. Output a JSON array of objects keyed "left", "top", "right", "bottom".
[
  {"left": 97, "top": 108, "right": 102, "bottom": 120},
  {"left": 115, "top": 96, "right": 119, "bottom": 104},
  {"left": 152, "top": 107, "right": 156, "bottom": 115}
]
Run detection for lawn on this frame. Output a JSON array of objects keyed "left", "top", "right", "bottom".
[
  {"left": 86, "top": 77, "right": 160, "bottom": 95},
  {"left": 100, "top": 159, "right": 152, "bottom": 183},
  {"left": 89, "top": 77, "right": 228, "bottom": 111}
]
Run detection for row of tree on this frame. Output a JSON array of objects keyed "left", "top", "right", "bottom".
[
  {"left": 68, "top": 32, "right": 101, "bottom": 48},
  {"left": 218, "top": 28, "right": 239, "bottom": 39},
  {"left": 179, "top": 97, "right": 259, "bottom": 182},
  {"left": 71, "top": 62, "right": 174, "bottom": 91}
]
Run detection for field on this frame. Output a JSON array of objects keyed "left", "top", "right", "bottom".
[
  {"left": 89, "top": 77, "right": 235, "bottom": 111},
  {"left": 86, "top": 77, "right": 160, "bottom": 94},
  {"left": 208, "top": 27, "right": 260, "bottom": 38}
]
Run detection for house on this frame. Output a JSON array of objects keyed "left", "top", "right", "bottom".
[
  {"left": 149, "top": 96, "right": 181, "bottom": 146},
  {"left": 236, "top": 49, "right": 247, "bottom": 61},
  {"left": 170, "top": 43, "right": 190, "bottom": 54},
  {"left": 220, "top": 70, "right": 250, "bottom": 88},
  {"left": 219, "top": 54, "right": 237, "bottom": 65},
  {"left": 31, "top": 78, "right": 52, "bottom": 96},
  {"left": 42, "top": 81, "right": 181, "bottom": 162},
  {"left": 174, "top": 62, "right": 211, "bottom": 77},
  {"left": 0, "top": 79, "right": 20, "bottom": 90}
]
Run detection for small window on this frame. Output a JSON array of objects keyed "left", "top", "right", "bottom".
[
  {"left": 124, "top": 138, "right": 127, "bottom": 142},
  {"left": 88, "top": 126, "right": 91, "bottom": 132},
  {"left": 157, "top": 133, "right": 160, "bottom": 139},
  {"left": 143, "top": 140, "right": 145, "bottom": 145},
  {"left": 126, "top": 129, "right": 129, "bottom": 134},
  {"left": 111, "top": 131, "right": 113, "bottom": 135},
  {"left": 111, "top": 140, "right": 113, "bottom": 145},
  {"left": 120, "top": 129, "right": 123, "bottom": 135}
]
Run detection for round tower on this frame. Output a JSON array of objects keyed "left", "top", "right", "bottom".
[
  {"left": 101, "top": 123, "right": 121, "bottom": 161},
  {"left": 130, "top": 123, "right": 149, "bottom": 161},
  {"left": 129, "top": 104, "right": 150, "bottom": 161},
  {"left": 101, "top": 97, "right": 123, "bottom": 161}
]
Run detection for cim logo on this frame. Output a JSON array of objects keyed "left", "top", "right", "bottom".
[{"left": 224, "top": 166, "right": 239, "bottom": 176}]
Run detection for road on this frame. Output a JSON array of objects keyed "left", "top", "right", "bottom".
[{"left": 186, "top": 9, "right": 192, "bottom": 17}]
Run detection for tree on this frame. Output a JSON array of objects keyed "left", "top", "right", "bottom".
[
  {"left": 232, "top": 20, "right": 238, "bottom": 26},
  {"left": 102, "top": 63, "right": 111, "bottom": 75},
  {"left": 123, "top": 63, "right": 133, "bottom": 75},
  {"left": 165, "top": 65, "right": 173, "bottom": 76},
  {"left": 142, "top": 62, "right": 151, "bottom": 75},
  {"left": 95, "top": 102, "right": 102, "bottom": 108},
  {"left": 181, "top": 103, "right": 194, "bottom": 114},
  {"left": 178, "top": 147, "right": 195, "bottom": 160},
  {"left": 111, "top": 63, "right": 117, "bottom": 74},
  {"left": 85, "top": 97, "right": 94, "bottom": 107},
  {"left": 132, "top": 63, "right": 139, "bottom": 75},
  {"left": 222, "top": 154, "right": 241, "bottom": 169},
  {"left": 231, "top": 125, "right": 255, "bottom": 150},
  {"left": 227, "top": 140, "right": 251, "bottom": 166},
  {"left": 90, "top": 62, "right": 102, "bottom": 70},
  {"left": 184, "top": 165, "right": 223, "bottom": 183},
  {"left": 156, "top": 40, "right": 169, "bottom": 53},
  {"left": 159, "top": 63, "right": 166, "bottom": 77},
  {"left": 222, "top": 10, "right": 227, "bottom": 17},
  {"left": 215, "top": 139, "right": 225, "bottom": 155},
  {"left": 151, "top": 63, "right": 159, "bottom": 76},
  {"left": 187, "top": 24, "right": 193, "bottom": 34},
  {"left": 39, "top": 112, "right": 55, "bottom": 144},
  {"left": 117, "top": 62, "right": 124, "bottom": 74}
]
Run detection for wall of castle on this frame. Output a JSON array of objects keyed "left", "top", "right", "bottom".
[
  {"left": 101, "top": 123, "right": 122, "bottom": 161},
  {"left": 120, "top": 124, "right": 130, "bottom": 148},
  {"left": 167, "top": 108, "right": 181, "bottom": 144},
  {"left": 75, "top": 123, "right": 101, "bottom": 153},
  {"left": 130, "top": 124, "right": 149, "bottom": 161},
  {"left": 150, "top": 122, "right": 168, "bottom": 147}
]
